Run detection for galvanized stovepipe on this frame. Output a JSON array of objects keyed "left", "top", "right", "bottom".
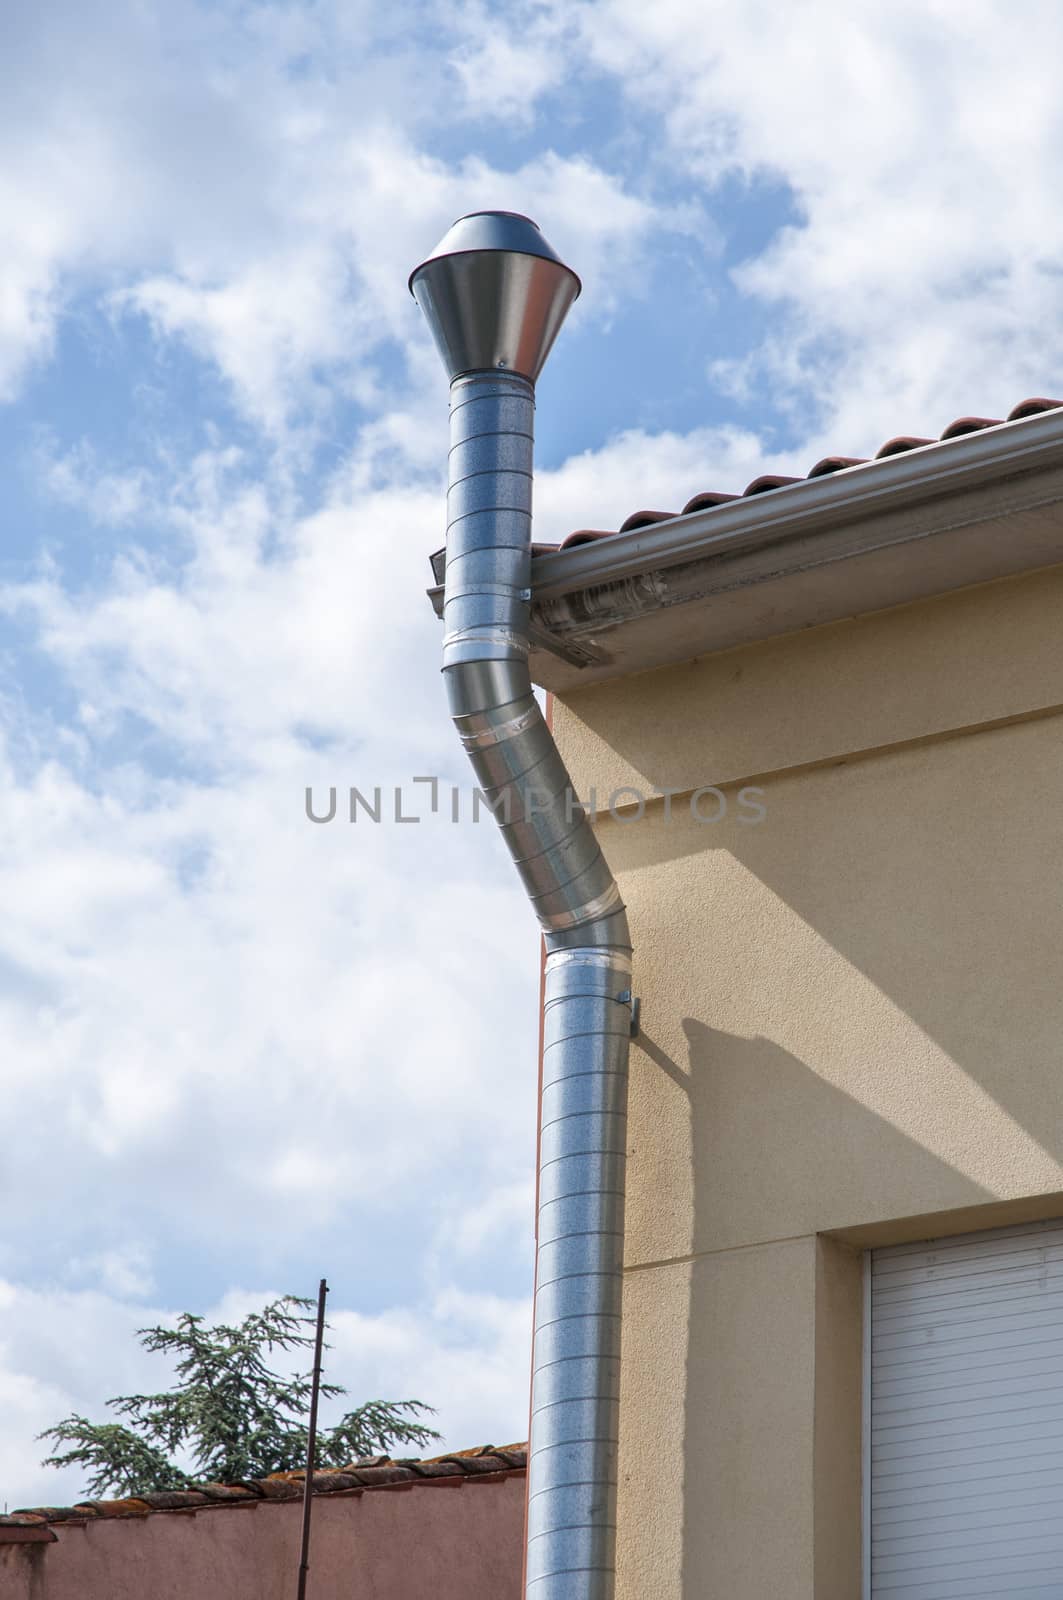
[{"left": 410, "top": 212, "right": 632, "bottom": 1600}]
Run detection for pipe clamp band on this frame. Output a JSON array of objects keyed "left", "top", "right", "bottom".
[
  {"left": 546, "top": 949, "right": 633, "bottom": 976},
  {"left": 442, "top": 625, "right": 530, "bottom": 655},
  {"left": 541, "top": 882, "right": 624, "bottom": 931},
  {"left": 457, "top": 704, "right": 541, "bottom": 749}
]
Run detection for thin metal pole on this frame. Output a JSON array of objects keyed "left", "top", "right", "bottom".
[{"left": 296, "top": 1279, "right": 328, "bottom": 1600}]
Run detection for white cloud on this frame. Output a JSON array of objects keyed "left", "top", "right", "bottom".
[
  {"left": 67, "top": 1247, "right": 156, "bottom": 1300},
  {"left": 0, "top": 1, "right": 698, "bottom": 440},
  {"left": 566, "top": 0, "right": 1063, "bottom": 451},
  {"left": 0, "top": 1283, "right": 170, "bottom": 1511},
  {"left": 534, "top": 422, "right": 769, "bottom": 538},
  {"left": 327, "top": 1288, "right": 532, "bottom": 1453},
  {"left": 34, "top": 436, "right": 151, "bottom": 527},
  {"left": 448, "top": 2, "right": 568, "bottom": 124},
  {"left": 442, "top": 1178, "right": 536, "bottom": 1263},
  {"left": 118, "top": 133, "right": 696, "bottom": 434},
  {"left": 0, "top": 425, "right": 549, "bottom": 1280}
]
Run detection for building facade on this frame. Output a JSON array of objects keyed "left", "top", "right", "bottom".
[{"left": 528, "top": 400, "right": 1063, "bottom": 1598}]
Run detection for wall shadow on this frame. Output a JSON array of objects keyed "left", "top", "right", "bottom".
[
  {"left": 625, "top": 1021, "right": 990, "bottom": 1599},
  {"left": 608, "top": 713, "right": 1063, "bottom": 1182}
]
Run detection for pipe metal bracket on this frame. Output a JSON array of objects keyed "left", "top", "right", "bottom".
[{"left": 618, "top": 989, "right": 641, "bottom": 1038}]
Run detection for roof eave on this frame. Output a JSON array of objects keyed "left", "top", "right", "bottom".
[{"left": 426, "top": 407, "right": 1063, "bottom": 691}]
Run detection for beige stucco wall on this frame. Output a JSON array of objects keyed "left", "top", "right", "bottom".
[{"left": 552, "top": 562, "right": 1063, "bottom": 1600}]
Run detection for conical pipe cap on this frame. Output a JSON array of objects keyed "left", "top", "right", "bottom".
[{"left": 409, "top": 211, "right": 581, "bottom": 383}]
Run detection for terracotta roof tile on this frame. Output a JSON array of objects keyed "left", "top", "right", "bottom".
[
  {"left": 743, "top": 473, "right": 802, "bottom": 495},
  {"left": 255, "top": 1476, "right": 305, "bottom": 1501},
  {"left": 1007, "top": 396, "right": 1063, "bottom": 420},
  {"left": 807, "top": 455, "right": 868, "bottom": 478},
  {"left": 193, "top": 1482, "right": 260, "bottom": 1503},
  {"left": 346, "top": 1463, "right": 418, "bottom": 1487},
  {"left": 71, "top": 1498, "right": 151, "bottom": 1519},
  {"left": 430, "top": 1453, "right": 509, "bottom": 1475},
  {"left": 617, "top": 509, "right": 679, "bottom": 532},
  {"left": 0, "top": 1446, "right": 527, "bottom": 1539},
  {"left": 680, "top": 490, "right": 739, "bottom": 515},
  {"left": 938, "top": 415, "right": 1003, "bottom": 439},
  {"left": 556, "top": 528, "right": 618, "bottom": 549},
  {"left": 874, "top": 435, "right": 934, "bottom": 459},
  {"left": 9, "top": 1507, "right": 82, "bottom": 1524},
  {"left": 136, "top": 1490, "right": 210, "bottom": 1511},
  {"left": 0, "top": 1522, "right": 57, "bottom": 1545},
  {"left": 309, "top": 1471, "right": 363, "bottom": 1492},
  {"left": 407, "top": 1458, "right": 472, "bottom": 1478}
]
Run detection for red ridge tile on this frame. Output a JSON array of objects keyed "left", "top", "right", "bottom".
[
  {"left": 939, "top": 415, "right": 1003, "bottom": 439},
  {"left": 874, "top": 435, "right": 934, "bottom": 459},
  {"left": 559, "top": 529, "right": 620, "bottom": 549},
  {"left": 618, "top": 509, "right": 680, "bottom": 532},
  {"left": 681, "top": 491, "right": 739, "bottom": 514},
  {"left": 1007, "top": 397, "right": 1063, "bottom": 420},
  {"left": 806, "top": 455, "right": 867, "bottom": 478},
  {"left": 743, "top": 474, "right": 801, "bottom": 495}
]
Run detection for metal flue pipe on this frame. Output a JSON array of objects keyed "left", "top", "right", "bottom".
[{"left": 410, "top": 212, "right": 632, "bottom": 1600}]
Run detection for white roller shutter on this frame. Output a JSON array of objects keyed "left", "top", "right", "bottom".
[{"left": 870, "top": 1216, "right": 1063, "bottom": 1600}]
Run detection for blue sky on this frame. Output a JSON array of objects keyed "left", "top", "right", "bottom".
[{"left": 4, "top": 0, "right": 1063, "bottom": 1510}]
